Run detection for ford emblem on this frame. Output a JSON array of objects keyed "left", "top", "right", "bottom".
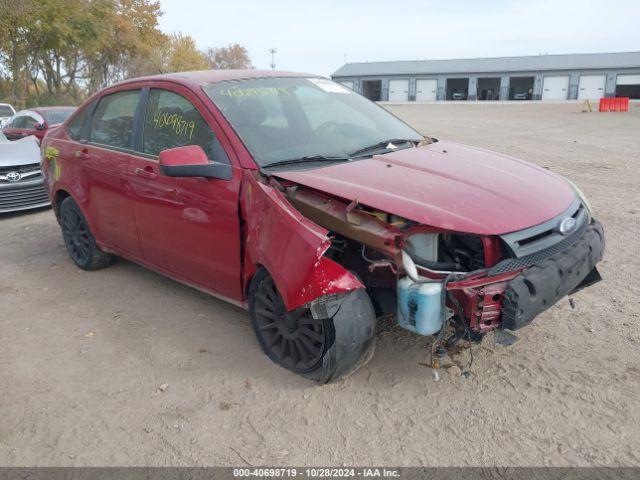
[
  {"left": 6, "top": 171, "right": 21, "bottom": 182},
  {"left": 558, "top": 217, "right": 577, "bottom": 235}
]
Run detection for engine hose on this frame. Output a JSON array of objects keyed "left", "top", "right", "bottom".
[{"left": 410, "top": 253, "right": 459, "bottom": 272}]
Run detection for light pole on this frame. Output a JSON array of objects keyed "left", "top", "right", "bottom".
[{"left": 269, "top": 48, "right": 277, "bottom": 70}]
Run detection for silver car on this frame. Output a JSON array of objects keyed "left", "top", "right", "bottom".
[
  {"left": 0, "top": 103, "right": 16, "bottom": 127},
  {"left": 0, "top": 132, "right": 50, "bottom": 213}
]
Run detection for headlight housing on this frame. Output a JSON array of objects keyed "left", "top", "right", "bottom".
[{"left": 563, "top": 176, "right": 591, "bottom": 215}]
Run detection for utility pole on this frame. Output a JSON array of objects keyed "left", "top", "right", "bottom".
[{"left": 269, "top": 48, "right": 277, "bottom": 70}]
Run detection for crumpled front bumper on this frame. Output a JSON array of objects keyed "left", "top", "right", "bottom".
[{"left": 501, "top": 220, "right": 605, "bottom": 330}]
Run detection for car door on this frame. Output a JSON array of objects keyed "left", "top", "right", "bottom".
[
  {"left": 128, "top": 86, "right": 243, "bottom": 300},
  {"left": 78, "top": 89, "right": 144, "bottom": 259}
]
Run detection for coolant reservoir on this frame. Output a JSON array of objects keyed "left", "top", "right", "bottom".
[{"left": 397, "top": 277, "right": 443, "bottom": 336}]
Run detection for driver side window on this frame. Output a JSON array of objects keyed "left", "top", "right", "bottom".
[{"left": 142, "top": 89, "right": 227, "bottom": 163}]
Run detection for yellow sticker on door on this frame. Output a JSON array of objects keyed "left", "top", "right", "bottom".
[{"left": 153, "top": 110, "right": 196, "bottom": 140}]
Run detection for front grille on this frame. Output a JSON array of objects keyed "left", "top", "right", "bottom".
[
  {"left": 500, "top": 198, "right": 587, "bottom": 259},
  {"left": 0, "top": 182, "right": 50, "bottom": 212},
  {"left": 488, "top": 218, "right": 589, "bottom": 276},
  {"left": 0, "top": 163, "right": 40, "bottom": 175},
  {"left": 0, "top": 163, "right": 42, "bottom": 184}
]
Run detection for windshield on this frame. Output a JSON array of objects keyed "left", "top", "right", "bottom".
[
  {"left": 203, "top": 77, "right": 422, "bottom": 167},
  {"left": 41, "top": 108, "right": 75, "bottom": 125},
  {"left": 0, "top": 105, "right": 14, "bottom": 117}
]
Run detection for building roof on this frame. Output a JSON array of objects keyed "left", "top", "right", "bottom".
[{"left": 332, "top": 51, "right": 640, "bottom": 77}]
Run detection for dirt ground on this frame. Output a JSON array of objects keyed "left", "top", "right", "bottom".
[{"left": 1, "top": 102, "right": 639, "bottom": 467}]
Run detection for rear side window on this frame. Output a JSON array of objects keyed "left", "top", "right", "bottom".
[
  {"left": 89, "top": 90, "right": 140, "bottom": 149},
  {"left": 67, "top": 103, "right": 94, "bottom": 141},
  {"left": 142, "top": 89, "right": 222, "bottom": 161},
  {"left": 6, "top": 116, "right": 20, "bottom": 128},
  {"left": 41, "top": 108, "right": 75, "bottom": 125},
  {"left": 9, "top": 115, "right": 28, "bottom": 128}
]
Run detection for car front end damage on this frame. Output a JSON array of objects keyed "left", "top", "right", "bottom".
[{"left": 245, "top": 172, "right": 605, "bottom": 378}]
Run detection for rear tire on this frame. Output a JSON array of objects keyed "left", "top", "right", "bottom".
[
  {"left": 59, "top": 197, "right": 115, "bottom": 270},
  {"left": 249, "top": 268, "right": 376, "bottom": 383}
]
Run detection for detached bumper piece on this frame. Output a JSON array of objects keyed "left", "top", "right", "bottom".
[{"left": 502, "top": 220, "right": 605, "bottom": 330}]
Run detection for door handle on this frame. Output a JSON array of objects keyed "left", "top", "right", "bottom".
[
  {"left": 75, "top": 149, "right": 90, "bottom": 160},
  {"left": 135, "top": 166, "right": 158, "bottom": 180}
]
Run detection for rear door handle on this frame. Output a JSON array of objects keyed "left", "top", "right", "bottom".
[
  {"left": 135, "top": 166, "right": 158, "bottom": 180},
  {"left": 75, "top": 149, "right": 90, "bottom": 160}
]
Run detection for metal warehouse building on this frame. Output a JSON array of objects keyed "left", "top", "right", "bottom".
[{"left": 331, "top": 51, "right": 640, "bottom": 102}]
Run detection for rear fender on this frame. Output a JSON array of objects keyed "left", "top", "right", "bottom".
[{"left": 240, "top": 171, "right": 363, "bottom": 311}]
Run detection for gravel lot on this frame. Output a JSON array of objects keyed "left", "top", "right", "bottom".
[{"left": 1, "top": 101, "right": 639, "bottom": 467}]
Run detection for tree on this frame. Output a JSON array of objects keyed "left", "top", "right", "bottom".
[
  {"left": 0, "top": 0, "right": 250, "bottom": 107},
  {"left": 84, "top": 0, "right": 166, "bottom": 91},
  {"left": 0, "top": 0, "right": 39, "bottom": 107},
  {"left": 206, "top": 43, "right": 253, "bottom": 70},
  {"left": 0, "top": 0, "right": 167, "bottom": 105},
  {"left": 164, "top": 33, "right": 209, "bottom": 73}
]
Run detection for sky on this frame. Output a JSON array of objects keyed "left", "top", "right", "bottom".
[{"left": 158, "top": 0, "right": 640, "bottom": 76}]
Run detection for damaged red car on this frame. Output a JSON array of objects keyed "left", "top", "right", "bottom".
[{"left": 41, "top": 71, "right": 604, "bottom": 383}]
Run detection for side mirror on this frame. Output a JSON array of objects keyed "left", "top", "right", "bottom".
[
  {"left": 159, "top": 145, "right": 232, "bottom": 180},
  {"left": 34, "top": 122, "right": 45, "bottom": 131}
]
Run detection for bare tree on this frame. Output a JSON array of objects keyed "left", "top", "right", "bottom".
[{"left": 205, "top": 44, "right": 253, "bottom": 70}]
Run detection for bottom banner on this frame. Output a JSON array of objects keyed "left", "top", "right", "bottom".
[{"left": 0, "top": 467, "right": 638, "bottom": 480}]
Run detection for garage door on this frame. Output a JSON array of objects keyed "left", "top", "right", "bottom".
[
  {"left": 339, "top": 81, "right": 354, "bottom": 90},
  {"left": 415, "top": 79, "right": 437, "bottom": 101},
  {"left": 388, "top": 80, "right": 409, "bottom": 102},
  {"left": 616, "top": 74, "right": 640, "bottom": 99},
  {"left": 578, "top": 75, "right": 606, "bottom": 100},
  {"left": 542, "top": 76, "right": 569, "bottom": 100},
  {"left": 616, "top": 74, "right": 640, "bottom": 85}
]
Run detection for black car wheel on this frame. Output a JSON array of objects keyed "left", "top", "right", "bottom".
[
  {"left": 249, "top": 268, "right": 376, "bottom": 383},
  {"left": 59, "top": 197, "right": 114, "bottom": 270}
]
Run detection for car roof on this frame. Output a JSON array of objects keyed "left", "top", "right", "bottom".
[
  {"left": 31, "top": 106, "right": 76, "bottom": 113},
  {"left": 115, "top": 69, "right": 319, "bottom": 88}
]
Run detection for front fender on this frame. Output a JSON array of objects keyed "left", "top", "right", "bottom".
[{"left": 240, "top": 171, "right": 363, "bottom": 311}]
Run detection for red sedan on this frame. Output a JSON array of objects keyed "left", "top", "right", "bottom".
[
  {"left": 41, "top": 71, "right": 604, "bottom": 383},
  {"left": 2, "top": 106, "right": 76, "bottom": 141}
]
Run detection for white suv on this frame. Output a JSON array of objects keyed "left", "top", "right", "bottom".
[{"left": 0, "top": 103, "right": 16, "bottom": 127}]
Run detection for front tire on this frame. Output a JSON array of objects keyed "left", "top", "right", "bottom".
[
  {"left": 59, "top": 197, "right": 115, "bottom": 270},
  {"left": 249, "top": 268, "right": 376, "bottom": 383}
]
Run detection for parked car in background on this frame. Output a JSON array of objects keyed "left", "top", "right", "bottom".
[
  {"left": 451, "top": 92, "right": 465, "bottom": 100},
  {"left": 42, "top": 70, "right": 604, "bottom": 383},
  {"left": 0, "top": 103, "right": 16, "bottom": 127},
  {"left": 514, "top": 92, "right": 528, "bottom": 100},
  {"left": 2, "top": 106, "right": 76, "bottom": 141},
  {"left": 0, "top": 132, "right": 49, "bottom": 213}
]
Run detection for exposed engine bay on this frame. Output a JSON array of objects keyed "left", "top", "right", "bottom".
[{"left": 276, "top": 177, "right": 604, "bottom": 370}]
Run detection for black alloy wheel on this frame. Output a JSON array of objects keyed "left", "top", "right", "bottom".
[
  {"left": 59, "top": 197, "right": 115, "bottom": 270},
  {"left": 249, "top": 267, "right": 377, "bottom": 383},
  {"left": 61, "top": 203, "right": 92, "bottom": 266},
  {"left": 252, "top": 274, "right": 328, "bottom": 373}
]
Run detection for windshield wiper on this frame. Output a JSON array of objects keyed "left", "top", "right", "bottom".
[
  {"left": 350, "top": 139, "right": 417, "bottom": 157},
  {"left": 265, "top": 155, "right": 351, "bottom": 168}
]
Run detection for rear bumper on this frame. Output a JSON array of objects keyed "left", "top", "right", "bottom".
[{"left": 501, "top": 220, "right": 605, "bottom": 330}]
